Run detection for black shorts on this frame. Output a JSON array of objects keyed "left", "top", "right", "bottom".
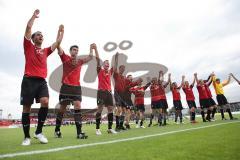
[
  {"left": 208, "top": 98, "right": 216, "bottom": 106},
  {"left": 125, "top": 94, "right": 133, "bottom": 107},
  {"left": 114, "top": 91, "right": 127, "bottom": 107},
  {"left": 151, "top": 100, "right": 160, "bottom": 109},
  {"left": 199, "top": 98, "right": 210, "bottom": 108},
  {"left": 20, "top": 76, "right": 49, "bottom": 105},
  {"left": 173, "top": 100, "right": 183, "bottom": 110},
  {"left": 187, "top": 100, "right": 196, "bottom": 109},
  {"left": 159, "top": 99, "right": 168, "bottom": 109},
  {"left": 216, "top": 94, "right": 228, "bottom": 106},
  {"left": 135, "top": 105, "right": 145, "bottom": 112},
  {"left": 97, "top": 90, "right": 113, "bottom": 106},
  {"left": 59, "top": 84, "right": 82, "bottom": 105}
]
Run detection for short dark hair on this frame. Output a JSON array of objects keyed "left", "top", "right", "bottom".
[
  {"left": 31, "top": 31, "right": 42, "bottom": 40},
  {"left": 70, "top": 45, "right": 79, "bottom": 51}
]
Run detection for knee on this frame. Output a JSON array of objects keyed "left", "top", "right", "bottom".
[
  {"left": 40, "top": 97, "right": 49, "bottom": 107},
  {"left": 97, "top": 106, "right": 103, "bottom": 113},
  {"left": 23, "top": 105, "right": 31, "bottom": 113},
  {"left": 74, "top": 101, "right": 81, "bottom": 110}
]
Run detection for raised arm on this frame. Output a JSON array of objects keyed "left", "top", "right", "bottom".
[
  {"left": 178, "top": 75, "right": 185, "bottom": 89},
  {"left": 158, "top": 70, "right": 164, "bottom": 83},
  {"left": 81, "top": 44, "right": 94, "bottom": 64},
  {"left": 230, "top": 73, "right": 240, "bottom": 85},
  {"left": 113, "top": 52, "right": 119, "bottom": 73},
  {"left": 194, "top": 73, "right": 200, "bottom": 85},
  {"left": 222, "top": 74, "right": 231, "bottom": 86},
  {"left": 57, "top": 46, "right": 64, "bottom": 56},
  {"left": 93, "top": 44, "right": 101, "bottom": 73},
  {"left": 205, "top": 74, "right": 213, "bottom": 86},
  {"left": 191, "top": 75, "right": 196, "bottom": 87},
  {"left": 51, "top": 24, "right": 64, "bottom": 52},
  {"left": 25, "top": 9, "right": 39, "bottom": 39},
  {"left": 163, "top": 73, "right": 171, "bottom": 88}
]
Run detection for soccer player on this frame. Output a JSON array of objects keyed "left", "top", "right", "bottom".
[
  {"left": 113, "top": 53, "right": 127, "bottom": 131},
  {"left": 130, "top": 78, "right": 151, "bottom": 128},
  {"left": 21, "top": 9, "right": 64, "bottom": 146},
  {"left": 204, "top": 74, "right": 217, "bottom": 120},
  {"left": 230, "top": 73, "right": 240, "bottom": 85},
  {"left": 158, "top": 71, "right": 171, "bottom": 126},
  {"left": 170, "top": 75, "right": 184, "bottom": 124},
  {"left": 124, "top": 75, "right": 140, "bottom": 129},
  {"left": 94, "top": 45, "right": 117, "bottom": 135},
  {"left": 194, "top": 73, "right": 212, "bottom": 122},
  {"left": 54, "top": 43, "right": 94, "bottom": 139},
  {"left": 148, "top": 77, "right": 161, "bottom": 127},
  {"left": 212, "top": 73, "right": 237, "bottom": 120},
  {"left": 148, "top": 72, "right": 170, "bottom": 127},
  {"left": 182, "top": 75, "right": 197, "bottom": 123}
]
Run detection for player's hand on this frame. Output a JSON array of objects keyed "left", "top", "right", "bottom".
[
  {"left": 168, "top": 73, "right": 171, "bottom": 77},
  {"left": 194, "top": 73, "right": 197, "bottom": 76},
  {"left": 90, "top": 43, "right": 95, "bottom": 50},
  {"left": 33, "top": 9, "right": 40, "bottom": 18},
  {"left": 59, "top": 24, "right": 64, "bottom": 32},
  {"left": 229, "top": 73, "right": 233, "bottom": 77},
  {"left": 92, "top": 43, "right": 97, "bottom": 50},
  {"left": 159, "top": 70, "right": 163, "bottom": 74},
  {"left": 182, "top": 75, "right": 185, "bottom": 79}
]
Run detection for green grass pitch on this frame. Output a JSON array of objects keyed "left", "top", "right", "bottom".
[{"left": 0, "top": 115, "right": 240, "bottom": 160}]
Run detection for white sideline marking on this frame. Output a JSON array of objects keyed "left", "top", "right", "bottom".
[{"left": 0, "top": 121, "right": 239, "bottom": 159}]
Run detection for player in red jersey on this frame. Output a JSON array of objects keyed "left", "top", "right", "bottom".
[
  {"left": 94, "top": 45, "right": 117, "bottom": 135},
  {"left": 54, "top": 42, "right": 94, "bottom": 139},
  {"left": 170, "top": 75, "right": 185, "bottom": 124},
  {"left": 148, "top": 71, "right": 170, "bottom": 127},
  {"left": 113, "top": 53, "right": 127, "bottom": 131},
  {"left": 130, "top": 78, "right": 151, "bottom": 128},
  {"left": 158, "top": 71, "right": 171, "bottom": 126},
  {"left": 194, "top": 73, "right": 212, "bottom": 122},
  {"left": 148, "top": 77, "right": 161, "bottom": 127},
  {"left": 20, "top": 9, "right": 64, "bottom": 146},
  {"left": 124, "top": 75, "right": 140, "bottom": 129},
  {"left": 182, "top": 75, "right": 197, "bottom": 123},
  {"left": 203, "top": 74, "right": 217, "bottom": 121}
]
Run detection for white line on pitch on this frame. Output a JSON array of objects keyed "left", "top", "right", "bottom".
[{"left": 0, "top": 121, "right": 239, "bottom": 159}]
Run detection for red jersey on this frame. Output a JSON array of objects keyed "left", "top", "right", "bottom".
[
  {"left": 204, "top": 84, "right": 212, "bottom": 98},
  {"left": 113, "top": 72, "right": 125, "bottom": 92},
  {"left": 97, "top": 67, "right": 113, "bottom": 91},
  {"left": 172, "top": 88, "right": 181, "bottom": 101},
  {"left": 125, "top": 79, "right": 139, "bottom": 99},
  {"left": 150, "top": 84, "right": 162, "bottom": 102},
  {"left": 130, "top": 86, "right": 145, "bottom": 105},
  {"left": 158, "top": 84, "right": 167, "bottom": 100},
  {"left": 23, "top": 37, "right": 53, "bottom": 78},
  {"left": 182, "top": 85, "right": 195, "bottom": 101},
  {"left": 197, "top": 85, "right": 209, "bottom": 99},
  {"left": 60, "top": 52, "right": 83, "bottom": 86},
  {"left": 130, "top": 83, "right": 150, "bottom": 105}
]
